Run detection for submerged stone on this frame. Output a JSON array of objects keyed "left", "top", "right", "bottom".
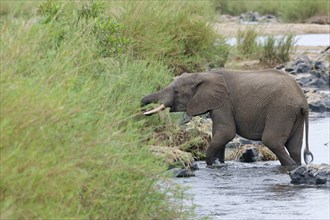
[
  {"left": 172, "top": 168, "right": 195, "bottom": 178},
  {"left": 289, "top": 164, "right": 330, "bottom": 185}
]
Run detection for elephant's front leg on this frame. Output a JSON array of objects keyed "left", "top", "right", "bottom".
[
  {"left": 206, "top": 126, "right": 236, "bottom": 165},
  {"left": 206, "top": 109, "right": 236, "bottom": 166},
  {"left": 206, "top": 137, "right": 231, "bottom": 165}
]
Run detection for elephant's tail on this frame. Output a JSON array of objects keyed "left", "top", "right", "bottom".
[{"left": 302, "top": 108, "right": 314, "bottom": 164}]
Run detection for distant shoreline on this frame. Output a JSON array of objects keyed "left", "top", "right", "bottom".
[{"left": 213, "top": 22, "right": 330, "bottom": 37}]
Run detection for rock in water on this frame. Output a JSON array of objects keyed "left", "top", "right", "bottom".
[
  {"left": 304, "top": 88, "right": 330, "bottom": 113},
  {"left": 170, "top": 168, "right": 195, "bottom": 178},
  {"left": 289, "top": 164, "right": 330, "bottom": 185},
  {"left": 189, "top": 162, "right": 199, "bottom": 171},
  {"left": 239, "top": 147, "right": 260, "bottom": 163}
]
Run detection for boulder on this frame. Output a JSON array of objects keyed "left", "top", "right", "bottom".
[
  {"left": 278, "top": 55, "right": 329, "bottom": 115},
  {"left": 289, "top": 164, "right": 330, "bottom": 185},
  {"left": 239, "top": 147, "right": 260, "bottom": 163},
  {"left": 304, "top": 88, "right": 330, "bottom": 113},
  {"left": 226, "top": 145, "right": 277, "bottom": 162},
  {"left": 189, "top": 162, "right": 199, "bottom": 171},
  {"left": 240, "top": 11, "right": 260, "bottom": 22},
  {"left": 282, "top": 55, "right": 329, "bottom": 88},
  {"left": 169, "top": 168, "right": 196, "bottom": 178},
  {"left": 239, "top": 11, "right": 277, "bottom": 23}
]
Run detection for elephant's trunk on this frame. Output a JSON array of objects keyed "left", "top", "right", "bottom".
[
  {"left": 141, "top": 88, "right": 174, "bottom": 115},
  {"left": 141, "top": 92, "right": 165, "bottom": 116},
  {"left": 141, "top": 92, "right": 161, "bottom": 107}
]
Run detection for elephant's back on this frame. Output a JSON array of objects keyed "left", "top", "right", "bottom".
[
  {"left": 219, "top": 69, "right": 307, "bottom": 107},
  {"left": 224, "top": 69, "right": 303, "bottom": 96},
  {"left": 224, "top": 69, "right": 307, "bottom": 138}
]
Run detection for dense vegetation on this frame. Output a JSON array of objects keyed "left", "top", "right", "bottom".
[
  {"left": 215, "top": 0, "right": 329, "bottom": 22},
  {"left": 0, "top": 1, "right": 224, "bottom": 219}
]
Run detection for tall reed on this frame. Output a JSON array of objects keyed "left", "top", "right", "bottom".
[{"left": 1, "top": 1, "right": 225, "bottom": 218}]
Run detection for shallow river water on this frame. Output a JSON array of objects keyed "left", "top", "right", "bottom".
[{"left": 176, "top": 118, "right": 330, "bottom": 220}]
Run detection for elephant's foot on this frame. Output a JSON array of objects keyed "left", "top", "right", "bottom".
[
  {"left": 205, "top": 156, "right": 217, "bottom": 166},
  {"left": 206, "top": 158, "right": 226, "bottom": 169}
]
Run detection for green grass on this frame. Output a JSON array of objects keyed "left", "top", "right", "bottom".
[
  {"left": 111, "top": 1, "right": 229, "bottom": 74},
  {"left": 0, "top": 0, "right": 230, "bottom": 218},
  {"left": 259, "top": 34, "right": 296, "bottom": 66},
  {"left": 215, "top": 0, "right": 329, "bottom": 22},
  {"left": 236, "top": 27, "right": 260, "bottom": 58},
  {"left": 0, "top": 17, "right": 182, "bottom": 218},
  {"left": 232, "top": 27, "right": 296, "bottom": 67}
]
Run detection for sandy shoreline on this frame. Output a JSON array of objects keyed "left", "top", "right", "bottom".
[{"left": 213, "top": 22, "right": 330, "bottom": 37}]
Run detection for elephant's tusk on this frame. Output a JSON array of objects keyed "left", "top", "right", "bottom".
[{"left": 143, "top": 104, "right": 166, "bottom": 115}]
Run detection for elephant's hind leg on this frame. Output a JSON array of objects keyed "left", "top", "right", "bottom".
[
  {"left": 285, "top": 117, "right": 304, "bottom": 165},
  {"left": 261, "top": 115, "right": 297, "bottom": 166}
]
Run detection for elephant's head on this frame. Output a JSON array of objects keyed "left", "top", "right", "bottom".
[{"left": 141, "top": 72, "right": 230, "bottom": 116}]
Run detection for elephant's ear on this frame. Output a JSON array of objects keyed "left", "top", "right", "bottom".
[{"left": 187, "top": 73, "right": 229, "bottom": 116}]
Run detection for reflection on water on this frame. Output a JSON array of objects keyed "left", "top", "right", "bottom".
[{"left": 176, "top": 118, "right": 330, "bottom": 219}]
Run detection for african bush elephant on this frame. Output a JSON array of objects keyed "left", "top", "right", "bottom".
[{"left": 141, "top": 70, "right": 314, "bottom": 166}]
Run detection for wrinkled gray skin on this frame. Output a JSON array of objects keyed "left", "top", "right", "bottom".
[{"left": 141, "top": 70, "right": 314, "bottom": 166}]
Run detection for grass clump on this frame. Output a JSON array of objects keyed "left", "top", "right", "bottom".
[
  {"left": 37, "top": 0, "right": 63, "bottom": 23},
  {"left": 233, "top": 28, "right": 296, "bottom": 67},
  {"left": 113, "top": 1, "right": 229, "bottom": 74},
  {"left": 93, "top": 17, "right": 130, "bottom": 57},
  {"left": 77, "top": 0, "right": 104, "bottom": 21},
  {"left": 259, "top": 34, "right": 296, "bottom": 66},
  {"left": 236, "top": 27, "right": 260, "bottom": 58}
]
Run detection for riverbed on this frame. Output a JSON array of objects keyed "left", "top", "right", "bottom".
[{"left": 176, "top": 118, "right": 330, "bottom": 219}]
